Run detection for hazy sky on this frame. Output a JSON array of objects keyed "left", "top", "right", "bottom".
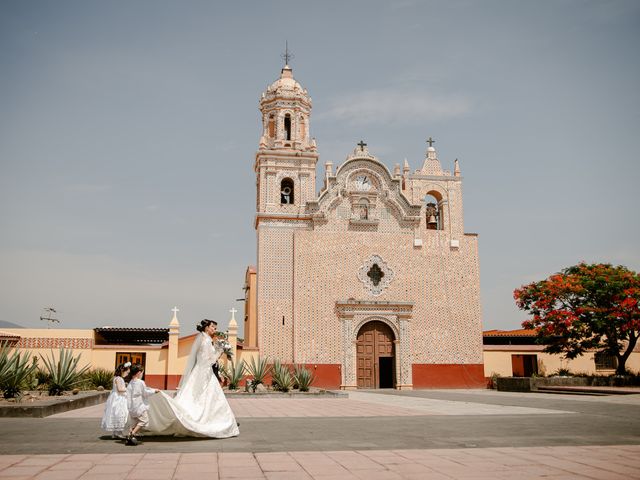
[{"left": 1, "top": 1, "right": 639, "bottom": 335}]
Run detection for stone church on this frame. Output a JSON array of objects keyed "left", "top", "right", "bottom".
[{"left": 244, "top": 62, "right": 484, "bottom": 389}]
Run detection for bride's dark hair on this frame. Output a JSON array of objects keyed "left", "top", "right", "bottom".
[{"left": 196, "top": 319, "right": 217, "bottom": 332}]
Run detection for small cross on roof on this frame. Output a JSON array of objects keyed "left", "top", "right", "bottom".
[{"left": 281, "top": 41, "right": 294, "bottom": 66}]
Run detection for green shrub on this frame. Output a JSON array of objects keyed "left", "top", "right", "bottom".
[
  {"left": 87, "top": 368, "right": 113, "bottom": 389},
  {"left": 34, "top": 368, "right": 51, "bottom": 389},
  {"left": 488, "top": 372, "right": 501, "bottom": 389},
  {"left": 246, "top": 356, "right": 270, "bottom": 392},
  {"left": 0, "top": 342, "right": 39, "bottom": 398},
  {"left": 552, "top": 368, "right": 572, "bottom": 377},
  {"left": 271, "top": 359, "right": 294, "bottom": 392},
  {"left": 40, "top": 348, "right": 90, "bottom": 396},
  {"left": 293, "top": 364, "right": 315, "bottom": 392},
  {"left": 223, "top": 359, "right": 246, "bottom": 390}
]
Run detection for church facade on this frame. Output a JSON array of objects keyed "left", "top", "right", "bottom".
[{"left": 251, "top": 64, "right": 484, "bottom": 389}]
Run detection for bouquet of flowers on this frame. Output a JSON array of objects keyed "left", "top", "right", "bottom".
[{"left": 215, "top": 334, "right": 233, "bottom": 360}]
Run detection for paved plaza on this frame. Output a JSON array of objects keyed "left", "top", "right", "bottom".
[{"left": 1, "top": 389, "right": 639, "bottom": 479}]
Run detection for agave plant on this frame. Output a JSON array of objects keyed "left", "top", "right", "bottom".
[
  {"left": 0, "top": 341, "right": 39, "bottom": 398},
  {"left": 40, "top": 348, "right": 90, "bottom": 396},
  {"left": 293, "top": 364, "right": 315, "bottom": 392},
  {"left": 87, "top": 368, "right": 113, "bottom": 389},
  {"left": 35, "top": 369, "right": 51, "bottom": 389},
  {"left": 271, "top": 359, "right": 294, "bottom": 392},
  {"left": 246, "top": 355, "right": 270, "bottom": 392},
  {"left": 223, "top": 359, "right": 246, "bottom": 390},
  {"left": 0, "top": 341, "right": 13, "bottom": 383}
]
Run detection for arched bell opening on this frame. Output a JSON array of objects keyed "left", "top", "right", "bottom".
[
  {"left": 284, "top": 113, "right": 292, "bottom": 141},
  {"left": 424, "top": 192, "right": 444, "bottom": 231},
  {"left": 280, "top": 178, "right": 294, "bottom": 205},
  {"left": 267, "top": 114, "right": 275, "bottom": 138}
]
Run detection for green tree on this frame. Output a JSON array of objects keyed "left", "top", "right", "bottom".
[{"left": 514, "top": 263, "right": 640, "bottom": 375}]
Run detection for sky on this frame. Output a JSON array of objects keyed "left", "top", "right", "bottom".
[{"left": 1, "top": 1, "right": 639, "bottom": 335}]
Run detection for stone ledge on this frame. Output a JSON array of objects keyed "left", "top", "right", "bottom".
[
  {"left": 223, "top": 388, "right": 348, "bottom": 398},
  {"left": 496, "top": 376, "right": 640, "bottom": 394},
  {"left": 0, "top": 391, "right": 110, "bottom": 418}
]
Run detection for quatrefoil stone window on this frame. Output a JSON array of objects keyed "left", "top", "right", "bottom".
[{"left": 358, "top": 255, "right": 394, "bottom": 296}]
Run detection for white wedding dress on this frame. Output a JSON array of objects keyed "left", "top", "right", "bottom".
[{"left": 145, "top": 332, "right": 239, "bottom": 438}]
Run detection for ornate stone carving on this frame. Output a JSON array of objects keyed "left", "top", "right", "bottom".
[{"left": 358, "top": 255, "right": 394, "bottom": 296}]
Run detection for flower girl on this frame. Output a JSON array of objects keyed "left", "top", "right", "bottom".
[
  {"left": 125, "top": 364, "right": 159, "bottom": 445},
  {"left": 100, "top": 362, "right": 130, "bottom": 439}
]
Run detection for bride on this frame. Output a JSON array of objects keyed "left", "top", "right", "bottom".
[{"left": 146, "top": 319, "right": 239, "bottom": 438}]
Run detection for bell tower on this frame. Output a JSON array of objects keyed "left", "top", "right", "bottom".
[
  {"left": 254, "top": 58, "right": 318, "bottom": 217},
  {"left": 254, "top": 54, "right": 319, "bottom": 361}
]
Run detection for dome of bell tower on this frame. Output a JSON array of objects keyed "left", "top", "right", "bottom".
[
  {"left": 264, "top": 65, "right": 306, "bottom": 96},
  {"left": 258, "top": 63, "right": 314, "bottom": 152}
]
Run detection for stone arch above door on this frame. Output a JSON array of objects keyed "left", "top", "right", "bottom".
[{"left": 354, "top": 315, "right": 399, "bottom": 340}]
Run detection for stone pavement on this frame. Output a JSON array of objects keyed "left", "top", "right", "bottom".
[
  {"left": 1, "top": 446, "right": 639, "bottom": 480},
  {"left": 1, "top": 389, "right": 639, "bottom": 479}
]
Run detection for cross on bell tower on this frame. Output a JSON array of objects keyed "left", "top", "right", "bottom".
[{"left": 281, "top": 41, "right": 294, "bottom": 67}]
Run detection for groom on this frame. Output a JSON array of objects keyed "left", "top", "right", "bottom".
[{"left": 205, "top": 319, "right": 223, "bottom": 383}]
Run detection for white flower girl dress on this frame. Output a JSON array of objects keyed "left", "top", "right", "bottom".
[{"left": 100, "top": 375, "right": 128, "bottom": 437}]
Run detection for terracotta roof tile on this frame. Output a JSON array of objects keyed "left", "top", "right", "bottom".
[{"left": 483, "top": 329, "right": 538, "bottom": 337}]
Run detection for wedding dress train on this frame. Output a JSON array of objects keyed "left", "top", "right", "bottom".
[{"left": 146, "top": 332, "right": 239, "bottom": 438}]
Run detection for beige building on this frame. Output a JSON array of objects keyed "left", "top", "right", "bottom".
[
  {"left": 251, "top": 63, "right": 484, "bottom": 389},
  {"left": 0, "top": 308, "right": 246, "bottom": 390},
  {"left": 483, "top": 329, "right": 640, "bottom": 378}
]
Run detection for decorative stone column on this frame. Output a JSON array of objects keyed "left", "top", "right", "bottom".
[
  {"left": 167, "top": 306, "right": 180, "bottom": 390},
  {"left": 227, "top": 308, "right": 239, "bottom": 365},
  {"left": 337, "top": 311, "right": 356, "bottom": 390},
  {"left": 396, "top": 314, "right": 413, "bottom": 390}
]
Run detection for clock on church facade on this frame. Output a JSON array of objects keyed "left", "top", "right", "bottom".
[{"left": 250, "top": 62, "right": 484, "bottom": 389}]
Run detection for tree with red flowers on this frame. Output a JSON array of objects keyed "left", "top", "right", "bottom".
[{"left": 514, "top": 263, "right": 640, "bottom": 375}]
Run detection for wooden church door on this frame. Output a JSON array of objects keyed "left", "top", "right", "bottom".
[{"left": 356, "top": 321, "right": 395, "bottom": 388}]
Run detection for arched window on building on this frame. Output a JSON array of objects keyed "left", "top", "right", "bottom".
[
  {"left": 268, "top": 114, "right": 275, "bottom": 138},
  {"left": 424, "top": 193, "right": 443, "bottom": 230},
  {"left": 284, "top": 114, "right": 292, "bottom": 141},
  {"left": 281, "top": 178, "right": 294, "bottom": 204}
]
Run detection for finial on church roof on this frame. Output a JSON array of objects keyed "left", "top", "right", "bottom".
[
  {"left": 170, "top": 306, "right": 180, "bottom": 327},
  {"left": 454, "top": 158, "right": 461, "bottom": 177},
  {"left": 420, "top": 136, "right": 443, "bottom": 175},
  {"left": 281, "top": 41, "right": 294, "bottom": 68},
  {"left": 348, "top": 140, "right": 375, "bottom": 161},
  {"left": 425, "top": 136, "right": 437, "bottom": 158},
  {"left": 403, "top": 158, "right": 410, "bottom": 173}
]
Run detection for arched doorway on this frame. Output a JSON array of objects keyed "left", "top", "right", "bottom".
[{"left": 356, "top": 321, "right": 396, "bottom": 388}]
